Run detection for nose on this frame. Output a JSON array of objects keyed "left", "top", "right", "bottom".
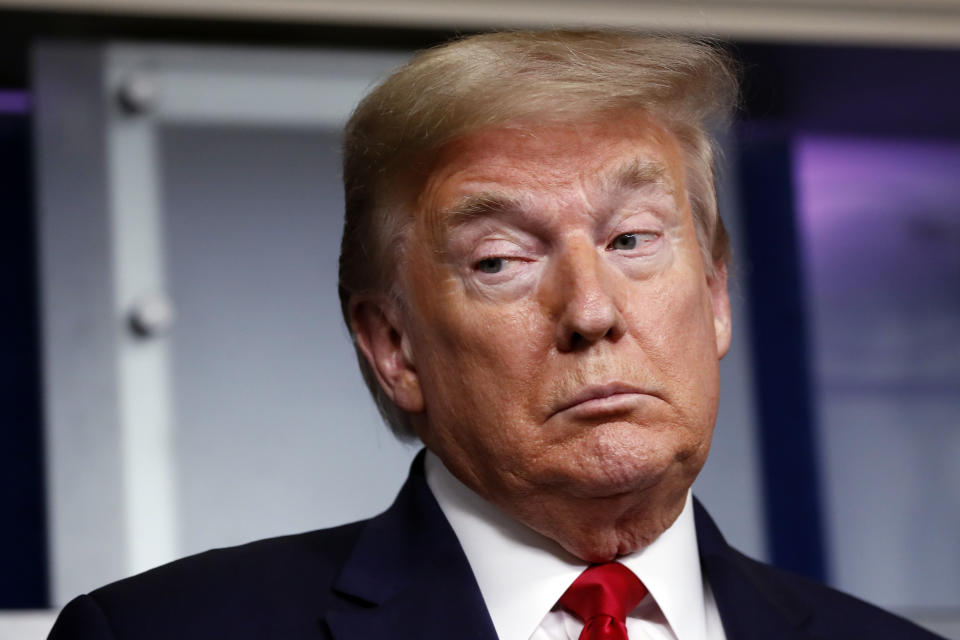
[{"left": 548, "top": 240, "right": 628, "bottom": 352}]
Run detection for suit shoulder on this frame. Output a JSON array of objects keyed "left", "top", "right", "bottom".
[
  {"left": 48, "top": 594, "right": 116, "bottom": 640},
  {"left": 97, "top": 520, "right": 364, "bottom": 599},
  {"left": 63, "top": 521, "right": 366, "bottom": 640},
  {"left": 727, "top": 548, "right": 944, "bottom": 639}
]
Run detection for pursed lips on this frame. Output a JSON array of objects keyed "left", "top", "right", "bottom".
[{"left": 551, "top": 382, "right": 652, "bottom": 418}]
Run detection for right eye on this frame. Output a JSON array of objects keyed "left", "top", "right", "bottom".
[
  {"left": 610, "top": 233, "right": 639, "bottom": 251},
  {"left": 475, "top": 257, "right": 506, "bottom": 274}
]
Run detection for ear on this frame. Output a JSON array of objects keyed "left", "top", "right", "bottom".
[
  {"left": 708, "top": 262, "right": 732, "bottom": 359},
  {"left": 349, "top": 297, "right": 424, "bottom": 413}
]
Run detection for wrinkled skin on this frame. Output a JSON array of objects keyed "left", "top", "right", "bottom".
[{"left": 352, "top": 113, "right": 731, "bottom": 562}]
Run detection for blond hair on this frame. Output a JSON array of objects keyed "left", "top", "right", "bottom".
[{"left": 339, "top": 30, "right": 738, "bottom": 439}]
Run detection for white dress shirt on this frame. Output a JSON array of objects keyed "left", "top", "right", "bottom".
[{"left": 424, "top": 451, "right": 727, "bottom": 640}]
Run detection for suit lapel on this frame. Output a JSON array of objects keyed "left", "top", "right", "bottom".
[
  {"left": 694, "top": 499, "right": 812, "bottom": 640},
  {"left": 325, "top": 452, "right": 498, "bottom": 640}
]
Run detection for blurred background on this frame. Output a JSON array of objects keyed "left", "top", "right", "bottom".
[{"left": 1, "top": 1, "right": 958, "bottom": 638}]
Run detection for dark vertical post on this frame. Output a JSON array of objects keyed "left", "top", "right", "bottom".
[
  {"left": 736, "top": 128, "right": 827, "bottom": 582},
  {"left": 0, "top": 108, "right": 49, "bottom": 607}
]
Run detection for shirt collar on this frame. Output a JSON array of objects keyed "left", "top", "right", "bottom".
[{"left": 425, "top": 451, "right": 709, "bottom": 640}]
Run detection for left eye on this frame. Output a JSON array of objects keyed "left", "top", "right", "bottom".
[
  {"left": 475, "top": 257, "right": 506, "bottom": 273},
  {"left": 610, "top": 233, "right": 639, "bottom": 251}
]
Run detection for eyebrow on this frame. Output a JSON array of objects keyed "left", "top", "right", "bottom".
[
  {"left": 441, "top": 192, "right": 527, "bottom": 230},
  {"left": 605, "top": 157, "right": 672, "bottom": 193}
]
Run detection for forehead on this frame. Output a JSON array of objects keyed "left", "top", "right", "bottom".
[{"left": 411, "top": 114, "right": 688, "bottom": 229}]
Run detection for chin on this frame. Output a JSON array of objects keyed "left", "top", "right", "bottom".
[{"left": 555, "top": 423, "right": 682, "bottom": 498}]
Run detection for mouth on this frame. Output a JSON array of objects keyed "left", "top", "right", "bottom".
[{"left": 551, "top": 382, "right": 652, "bottom": 419}]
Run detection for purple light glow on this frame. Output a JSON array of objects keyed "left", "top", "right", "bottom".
[
  {"left": 794, "top": 134, "right": 960, "bottom": 387},
  {"left": 795, "top": 135, "right": 960, "bottom": 295},
  {"left": 0, "top": 91, "right": 31, "bottom": 114}
]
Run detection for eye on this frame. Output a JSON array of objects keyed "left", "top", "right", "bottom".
[
  {"left": 475, "top": 257, "right": 506, "bottom": 274},
  {"left": 607, "top": 231, "right": 659, "bottom": 253},
  {"left": 610, "top": 233, "right": 639, "bottom": 251}
]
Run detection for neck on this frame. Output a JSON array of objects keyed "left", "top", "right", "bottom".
[
  {"left": 429, "top": 449, "right": 692, "bottom": 563},
  {"left": 500, "top": 483, "right": 690, "bottom": 562}
]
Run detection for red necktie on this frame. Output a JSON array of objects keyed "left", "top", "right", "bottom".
[{"left": 559, "top": 563, "right": 648, "bottom": 640}]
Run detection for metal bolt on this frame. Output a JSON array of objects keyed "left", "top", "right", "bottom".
[
  {"left": 117, "top": 71, "right": 160, "bottom": 115},
  {"left": 128, "top": 292, "right": 175, "bottom": 338}
]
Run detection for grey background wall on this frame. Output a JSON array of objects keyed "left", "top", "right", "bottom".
[{"left": 33, "top": 43, "right": 423, "bottom": 604}]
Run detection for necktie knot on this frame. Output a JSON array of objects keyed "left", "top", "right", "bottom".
[{"left": 559, "top": 563, "right": 647, "bottom": 640}]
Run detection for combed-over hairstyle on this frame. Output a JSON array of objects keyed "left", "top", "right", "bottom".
[{"left": 339, "top": 29, "right": 739, "bottom": 439}]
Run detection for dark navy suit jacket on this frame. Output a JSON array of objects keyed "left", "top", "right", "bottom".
[{"left": 49, "top": 453, "right": 942, "bottom": 639}]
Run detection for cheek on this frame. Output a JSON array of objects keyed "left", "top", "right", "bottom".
[
  {"left": 627, "top": 270, "right": 719, "bottom": 388},
  {"left": 410, "top": 304, "right": 552, "bottom": 474},
  {"left": 412, "top": 295, "right": 548, "bottom": 410}
]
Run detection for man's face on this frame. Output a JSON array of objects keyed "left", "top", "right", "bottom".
[{"left": 366, "top": 113, "right": 731, "bottom": 558}]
